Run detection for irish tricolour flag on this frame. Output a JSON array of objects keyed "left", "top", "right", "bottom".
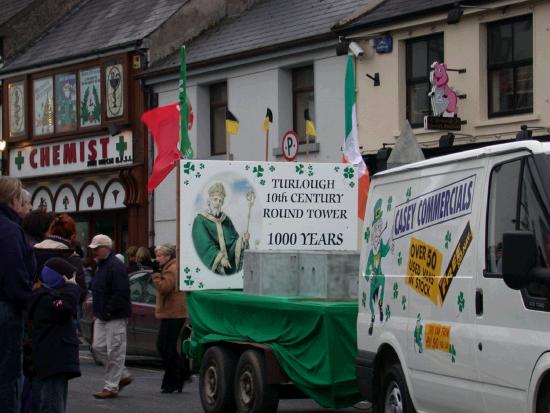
[{"left": 344, "top": 54, "right": 370, "bottom": 219}]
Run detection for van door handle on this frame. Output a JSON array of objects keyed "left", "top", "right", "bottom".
[{"left": 476, "top": 289, "right": 483, "bottom": 316}]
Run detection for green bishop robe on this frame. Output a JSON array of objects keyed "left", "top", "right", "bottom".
[{"left": 192, "top": 212, "right": 246, "bottom": 275}]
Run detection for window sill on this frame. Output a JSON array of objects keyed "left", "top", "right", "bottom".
[
  {"left": 273, "top": 142, "right": 320, "bottom": 157},
  {"left": 473, "top": 113, "right": 540, "bottom": 128}
]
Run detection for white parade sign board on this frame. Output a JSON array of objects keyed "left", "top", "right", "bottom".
[
  {"left": 281, "top": 130, "right": 299, "bottom": 161},
  {"left": 179, "top": 160, "right": 358, "bottom": 290}
]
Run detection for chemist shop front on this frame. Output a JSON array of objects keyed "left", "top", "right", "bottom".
[{"left": 9, "top": 132, "right": 139, "bottom": 255}]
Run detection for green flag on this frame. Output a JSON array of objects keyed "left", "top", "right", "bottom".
[{"left": 179, "top": 46, "right": 193, "bottom": 158}]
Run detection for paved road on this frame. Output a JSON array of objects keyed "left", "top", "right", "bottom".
[{"left": 67, "top": 351, "right": 371, "bottom": 413}]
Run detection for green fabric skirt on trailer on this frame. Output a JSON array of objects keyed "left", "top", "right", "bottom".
[{"left": 184, "top": 290, "right": 361, "bottom": 408}]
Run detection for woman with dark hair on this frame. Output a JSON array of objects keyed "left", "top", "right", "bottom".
[{"left": 22, "top": 210, "right": 56, "bottom": 247}]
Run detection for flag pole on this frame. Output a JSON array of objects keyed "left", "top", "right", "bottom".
[
  {"left": 226, "top": 131, "right": 230, "bottom": 160},
  {"left": 265, "top": 128, "right": 269, "bottom": 161},
  {"left": 305, "top": 133, "right": 310, "bottom": 162}
]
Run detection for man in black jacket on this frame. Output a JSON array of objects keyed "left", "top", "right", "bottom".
[{"left": 89, "top": 234, "right": 133, "bottom": 399}]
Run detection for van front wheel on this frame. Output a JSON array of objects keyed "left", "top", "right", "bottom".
[
  {"left": 380, "top": 363, "right": 415, "bottom": 413},
  {"left": 537, "top": 379, "right": 550, "bottom": 413}
]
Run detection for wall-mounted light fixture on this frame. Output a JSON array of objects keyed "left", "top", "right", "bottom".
[
  {"left": 0, "top": 139, "right": 6, "bottom": 152},
  {"left": 439, "top": 133, "right": 455, "bottom": 148}
]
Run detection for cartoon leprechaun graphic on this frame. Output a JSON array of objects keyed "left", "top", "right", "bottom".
[
  {"left": 414, "top": 313, "right": 424, "bottom": 353},
  {"left": 365, "top": 198, "right": 393, "bottom": 335}
]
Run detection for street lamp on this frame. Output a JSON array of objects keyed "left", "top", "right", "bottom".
[{"left": 0, "top": 139, "right": 6, "bottom": 152}]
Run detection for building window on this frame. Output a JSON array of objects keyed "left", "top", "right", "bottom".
[
  {"left": 292, "top": 66, "right": 314, "bottom": 142},
  {"left": 488, "top": 15, "right": 533, "bottom": 117},
  {"left": 406, "top": 34, "right": 444, "bottom": 127},
  {"left": 209, "top": 82, "right": 227, "bottom": 156}
]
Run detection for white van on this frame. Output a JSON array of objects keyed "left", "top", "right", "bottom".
[{"left": 356, "top": 141, "right": 550, "bottom": 413}]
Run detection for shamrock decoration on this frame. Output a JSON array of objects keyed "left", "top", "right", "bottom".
[
  {"left": 445, "top": 231, "right": 452, "bottom": 249},
  {"left": 393, "top": 282, "right": 399, "bottom": 299},
  {"left": 198, "top": 282, "right": 204, "bottom": 289},
  {"left": 361, "top": 292, "right": 367, "bottom": 308},
  {"left": 364, "top": 228, "right": 370, "bottom": 242},
  {"left": 184, "top": 275, "right": 194, "bottom": 286},
  {"left": 343, "top": 167, "right": 355, "bottom": 179},
  {"left": 195, "top": 267, "right": 201, "bottom": 273},
  {"left": 397, "top": 251, "right": 403, "bottom": 266},
  {"left": 406, "top": 187, "right": 412, "bottom": 201},
  {"left": 184, "top": 267, "right": 191, "bottom": 274},
  {"left": 269, "top": 165, "right": 275, "bottom": 172},
  {"left": 195, "top": 172, "right": 201, "bottom": 178},
  {"left": 199, "top": 163, "right": 205, "bottom": 169},
  {"left": 349, "top": 182, "right": 355, "bottom": 188},
  {"left": 385, "top": 304, "right": 391, "bottom": 321},
  {"left": 334, "top": 166, "right": 340, "bottom": 172},
  {"left": 253, "top": 165, "right": 264, "bottom": 178},
  {"left": 401, "top": 296, "right": 407, "bottom": 310},
  {"left": 245, "top": 165, "right": 250, "bottom": 171},
  {"left": 449, "top": 344, "right": 456, "bottom": 363},
  {"left": 387, "top": 196, "right": 393, "bottom": 211},
  {"left": 307, "top": 165, "right": 314, "bottom": 177},
  {"left": 296, "top": 164, "right": 305, "bottom": 175},
  {"left": 260, "top": 179, "right": 266, "bottom": 186},
  {"left": 457, "top": 291, "right": 465, "bottom": 312},
  {"left": 183, "top": 162, "right": 195, "bottom": 175},
  {"left": 184, "top": 180, "right": 189, "bottom": 186}
]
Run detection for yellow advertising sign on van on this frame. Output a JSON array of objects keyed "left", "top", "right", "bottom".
[
  {"left": 425, "top": 323, "right": 451, "bottom": 352},
  {"left": 405, "top": 237, "right": 443, "bottom": 305}
]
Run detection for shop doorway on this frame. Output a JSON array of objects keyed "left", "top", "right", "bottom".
[{"left": 74, "top": 210, "right": 128, "bottom": 257}]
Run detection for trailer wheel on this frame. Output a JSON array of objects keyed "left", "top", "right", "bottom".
[
  {"left": 380, "top": 363, "right": 415, "bottom": 413},
  {"left": 235, "top": 349, "right": 279, "bottom": 413},
  {"left": 199, "top": 346, "right": 237, "bottom": 413}
]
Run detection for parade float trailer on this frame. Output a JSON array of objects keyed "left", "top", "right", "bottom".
[{"left": 178, "top": 160, "right": 363, "bottom": 412}]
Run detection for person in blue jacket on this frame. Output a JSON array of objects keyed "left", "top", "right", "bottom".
[
  {"left": 89, "top": 234, "right": 133, "bottom": 399},
  {"left": 28, "top": 257, "right": 81, "bottom": 413},
  {"left": 0, "top": 177, "right": 35, "bottom": 413}
]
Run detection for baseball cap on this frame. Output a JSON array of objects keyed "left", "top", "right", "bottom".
[
  {"left": 41, "top": 257, "right": 76, "bottom": 289},
  {"left": 89, "top": 234, "right": 113, "bottom": 249}
]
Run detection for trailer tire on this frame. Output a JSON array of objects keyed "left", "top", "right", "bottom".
[
  {"left": 379, "top": 363, "right": 415, "bottom": 413},
  {"left": 199, "top": 345, "right": 238, "bottom": 413},
  {"left": 235, "top": 349, "right": 279, "bottom": 413}
]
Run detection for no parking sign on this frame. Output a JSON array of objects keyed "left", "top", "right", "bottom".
[{"left": 281, "top": 130, "right": 299, "bottom": 161}]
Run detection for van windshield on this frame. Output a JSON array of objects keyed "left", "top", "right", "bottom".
[{"left": 534, "top": 154, "right": 550, "bottom": 206}]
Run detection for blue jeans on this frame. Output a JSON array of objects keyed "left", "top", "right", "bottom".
[
  {"left": 39, "top": 375, "right": 67, "bottom": 413},
  {"left": 0, "top": 301, "right": 23, "bottom": 413}
]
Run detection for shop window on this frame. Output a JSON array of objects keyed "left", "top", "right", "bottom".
[
  {"left": 487, "top": 15, "right": 533, "bottom": 117},
  {"left": 292, "top": 66, "right": 315, "bottom": 143},
  {"left": 210, "top": 82, "right": 227, "bottom": 156},
  {"left": 406, "top": 34, "right": 444, "bottom": 128}
]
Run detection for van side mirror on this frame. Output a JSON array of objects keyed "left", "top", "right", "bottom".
[{"left": 502, "top": 231, "right": 537, "bottom": 290}]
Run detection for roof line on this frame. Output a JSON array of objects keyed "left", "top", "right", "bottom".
[
  {"left": 0, "top": 40, "right": 140, "bottom": 77},
  {"left": 332, "top": 0, "right": 388, "bottom": 30},
  {"left": 138, "top": 32, "right": 335, "bottom": 79}
]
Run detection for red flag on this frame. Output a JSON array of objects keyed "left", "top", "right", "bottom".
[{"left": 141, "top": 104, "right": 181, "bottom": 192}]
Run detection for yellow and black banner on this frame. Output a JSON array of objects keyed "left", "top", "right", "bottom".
[
  {"left": 438, "top": 222, "right": 473, "bottom": 303},
  {"left": 226, "top": 109, "right": 239, "bottom": 135}
]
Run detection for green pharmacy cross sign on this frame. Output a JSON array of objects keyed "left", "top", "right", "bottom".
[
  {"left": 116, "top": 136, "right": 127, "bottom": 160},
  {"left": 15, "top": 151, "right": 24, "bottom": 170}
]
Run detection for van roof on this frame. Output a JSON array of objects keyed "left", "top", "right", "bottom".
[{"left": 376, "top": 141, "right": 550, "bottom": 177}]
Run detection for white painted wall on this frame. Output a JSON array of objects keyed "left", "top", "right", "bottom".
[{"left": 147, "top": 45, "right": 348, "bottom": 245}]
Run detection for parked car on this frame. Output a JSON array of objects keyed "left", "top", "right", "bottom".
[{"left": 81, "top": 270, "right": 161, "bottom": 358}]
